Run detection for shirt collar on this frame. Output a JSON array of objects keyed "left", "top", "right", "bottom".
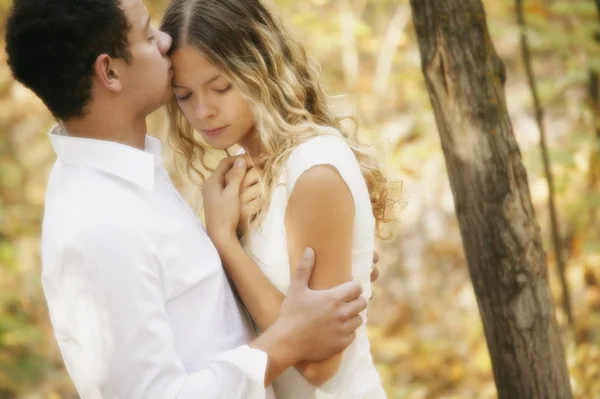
[{"left": 48, "top": 124, "right": 163, "bottom": 191}]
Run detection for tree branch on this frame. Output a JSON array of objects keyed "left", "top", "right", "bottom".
[{"left": 516, "top": 0, "right": 573, "bottom": 326}]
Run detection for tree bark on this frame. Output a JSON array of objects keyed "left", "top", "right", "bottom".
[{"left": 408, "top": 1, "right": 573, "bottom": 398}]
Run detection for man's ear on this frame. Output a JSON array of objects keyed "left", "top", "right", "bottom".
[{"left": 94, "top": 54, "right": 122, "bottom": 92}]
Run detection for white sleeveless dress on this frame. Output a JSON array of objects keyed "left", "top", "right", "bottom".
[{"left": 241, "top": 128, "right": 386, "bottom": 399}]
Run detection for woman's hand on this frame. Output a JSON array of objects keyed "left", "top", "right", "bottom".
[
  {"left": 202, "top": 156, "right": 248, "bottom": 250},
  {"left": 236, "top": 165, "right": 262, "bottom": 237}
]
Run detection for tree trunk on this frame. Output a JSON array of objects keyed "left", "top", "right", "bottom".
[
  {"left": 587, "top": 0, "right": 600, "bottom": 217},
  {"left": 408, "top": 1, "right": 573, "bottom": 398},
  {"left": 339, "top": 0, "right": 360, "bottom": 88}
]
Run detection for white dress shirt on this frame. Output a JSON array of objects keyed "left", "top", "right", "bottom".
[{"left": 41, "top": 125, "right": 274, "bottom": 399}]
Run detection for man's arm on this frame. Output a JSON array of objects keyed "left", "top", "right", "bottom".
[
  {"left": 49, "top": 225, "right": 300, "bottom": 398},
  {"left": 250, "top": 248, "right": 365, "bottom": 385}
]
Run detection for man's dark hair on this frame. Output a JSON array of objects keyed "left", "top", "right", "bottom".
[{"left": 5, "top": 0, "right": 132, "bottom": 121}]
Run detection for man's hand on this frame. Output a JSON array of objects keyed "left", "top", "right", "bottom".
[
  {"left": 370, "top": 251, "right": 380, "bottom": 283},
  {"left": 275, "top": 248, "right": 367, "bottom": 363}
]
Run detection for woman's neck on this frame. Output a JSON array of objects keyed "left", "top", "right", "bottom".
[{"left": 239, "top": 128, "right": 265, "bottom": 158}]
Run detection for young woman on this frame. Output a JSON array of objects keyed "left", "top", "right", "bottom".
[{"left": 161, "top": 0, "right": 393, "bottom": 397}]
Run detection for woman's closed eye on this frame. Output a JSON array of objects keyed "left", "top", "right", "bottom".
[
  {"left": 175, "top": 92, "right": 191, "bottom": 101},
  {"left": 173, "top": 83, "right": 230, "bottom": 100},
  {"left": 214, "top": 84, "right": 232, "bottom": 94}
]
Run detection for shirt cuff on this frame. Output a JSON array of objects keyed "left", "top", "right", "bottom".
[{"left": 214, "top": 345, "right": 268, "bottom": 394}]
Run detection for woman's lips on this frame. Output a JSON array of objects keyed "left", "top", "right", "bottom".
[{"left": 202, "top": 126, "right": 227, "bottom": 137}]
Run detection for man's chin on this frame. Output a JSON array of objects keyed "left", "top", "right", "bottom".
[
  {"left": 146, "top": 89, "right": 173, "bottom": 114},
  {"left": 159, "top": 85, "right": 174, "bottom": 106}
]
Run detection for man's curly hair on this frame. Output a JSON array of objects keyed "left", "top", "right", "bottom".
[{"left": 5, "top": 0, "right": 131, "bottom": 121}]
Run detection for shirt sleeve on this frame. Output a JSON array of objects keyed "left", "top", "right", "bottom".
[{"left": 45, "top": 224, "right": 268, "bottom": 399}]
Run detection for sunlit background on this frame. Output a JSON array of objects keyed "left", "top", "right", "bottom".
[{"left": 1, "top": 0, "right": 599, "bottom": 397}]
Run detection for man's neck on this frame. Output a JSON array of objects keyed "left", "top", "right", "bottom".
[{"left": 63, "top": 109, "right": 148, "bottom": 150}]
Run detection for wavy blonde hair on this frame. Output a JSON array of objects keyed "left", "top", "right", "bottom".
[{"left": 161, "top": 0, "right": 395, "bottom": 236}]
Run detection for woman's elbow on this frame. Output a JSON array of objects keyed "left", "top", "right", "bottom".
[
  {"left": 303, "top": 368, "right": 334, "bottom": 387},
  {"left": 302, "top": 360, "right": 342, "bottom": 387}
]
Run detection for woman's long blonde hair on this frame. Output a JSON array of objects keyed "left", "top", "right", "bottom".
[{"left": 161, "top": 0, "right": 394, "bottom": 236}]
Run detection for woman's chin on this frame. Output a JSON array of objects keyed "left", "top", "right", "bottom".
[
  {"left": 202, "top": 135, "right": 233, "bottom": 151},
  {"left": 208, "top": 141, "right": 232, "bottom": 151}
]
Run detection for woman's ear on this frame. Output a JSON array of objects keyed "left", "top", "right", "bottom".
[{"left": 94, "top": 54, "right": 122, "bottom": 92}]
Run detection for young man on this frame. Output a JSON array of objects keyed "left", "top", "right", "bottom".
[{"left": 5, "top": 0, "right": 375, "bottom": 398}]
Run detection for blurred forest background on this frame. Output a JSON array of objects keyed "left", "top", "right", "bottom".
[{"left": 1, "top": 0, "right": 600, "bottom": 397}]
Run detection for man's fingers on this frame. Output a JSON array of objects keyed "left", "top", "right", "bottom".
[
  {"left": 339, "top": 331, "right": 356, "bottom": 352},
  {"left": 330, "top": 280, "right": 363, "bottom": 303},
  {"left": 340, "top": 295, "right": 368, "bottom": 319},
  {"left": 372, "top": 251, "right": 379, "bottom": 265},
  {"left": 370, "top": 251, "right": 380, "bottom": 283},
  {"left": 343, "top": 314, "right": 363, "bottom": 333},
  {"left": 370, "top": 264, "right": 380, "bottom": 283},
  {"left": 289, "top": 248, "right": 315, "bottom": 291}
]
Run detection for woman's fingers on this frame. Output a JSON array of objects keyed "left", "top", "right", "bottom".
[
  {"left": 242, "top": 166, "right": 261, "bottom": 189},
  {"left": 241, "top": 184, "right": 261, "bottom": 204}
]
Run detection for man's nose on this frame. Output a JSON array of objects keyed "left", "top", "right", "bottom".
[{"left": 157, "top": 30, "right": 173, "bottom": 55}]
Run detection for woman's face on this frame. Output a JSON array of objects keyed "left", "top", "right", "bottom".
[{"left": 170, "top": 45, "right": 256, "bottom": 150}]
